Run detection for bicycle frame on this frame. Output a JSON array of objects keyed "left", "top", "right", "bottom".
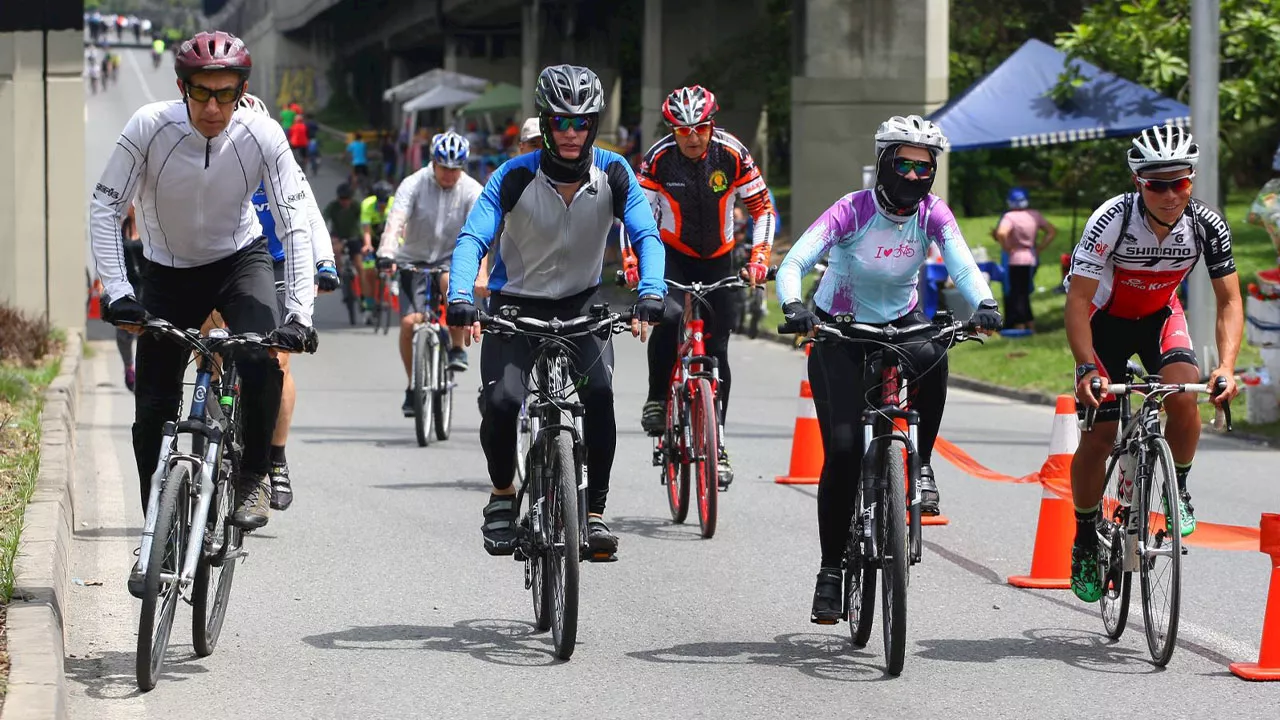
[{"left": 859, "top": 352, "right": 924, "bottom": 564}]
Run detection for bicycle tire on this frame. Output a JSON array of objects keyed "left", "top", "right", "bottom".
[
  {"left": 1140, "top": 436, "right": 1181, "bottom": 666},
  {"left": 1098, "top": 452, "right": 1132, "bottom": 640},
  {"left": 846, "top": 491, "right": 876, "bottom": 648},
  {"left": 136, "top": 461, "right": 190, "bottom": 691},
  {"left": 515, "top": 399, "right": 530, "bottom": 484},
  {"left": 432, "top": 336, "right": 453, "bottom": 440},
  {"left": 413, "top": 329, "right": 433, "bottom": 447},
  {"left": 692, "top": 379, "right": 719, "bottom": 539},
  {"left": 664, "top": 389, "right": 690, "bottom": 524},
  {"left": 547, "top": 432, "right": 580, "bottom": 660},
  {"left": 192, "top": 465, "right": 237, "bottom": 656},
  {"left": 881, "top": 444, "right": 909, "bottom": 676}
]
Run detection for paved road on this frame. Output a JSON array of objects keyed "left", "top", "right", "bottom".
[{"left": 67, "top": 50, "right": 1279, "bottom": 718}]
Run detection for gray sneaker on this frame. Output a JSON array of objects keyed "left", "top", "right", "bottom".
[{"left": 232, "top": 475, "right": 271, "bottom": 530}]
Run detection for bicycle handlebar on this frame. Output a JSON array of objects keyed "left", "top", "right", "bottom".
[
  {"left": 777, "top": 315, "right": 986, "bottom": 347},
  {"left": 1084, "top": 375, "right": 1231, "bottom": 432},
  {"left": 132, "top": 318, "right": 298, "bottom": 359},
  {"left": 478, "top": 307, "right": 635, "bottom": 338},
  {"left": 614, "top": 267, "right": 778, "bottom": 290},
  {"left": 394, "top": 262, "right": 448, "bottom": 276}
]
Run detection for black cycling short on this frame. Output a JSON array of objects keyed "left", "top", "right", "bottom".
[
  {"left": 1080, "top": 302, "right": 1199, "bottom": 423},
  {"left": 272, "top": 259, "right": 287, "bottom": 316},
  {"left": 397, "top": 265, "right": 445, "bottom": 318}
]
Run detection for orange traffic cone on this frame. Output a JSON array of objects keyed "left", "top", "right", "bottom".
[
  {"left": 1007, "top": 394, "right": 1079, "bottom": 589},
  {"left": 88, "top": 279, "right": 103, "bottom": 321},
  {"left": 1230, "top": 513, "right": 1280, "bottom": 681},
  {"left": 776, "top": 346, "right": 822, "bottom": 485}
]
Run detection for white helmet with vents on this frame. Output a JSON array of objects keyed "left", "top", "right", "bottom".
[
  {"left": 236, "top": 93, "right": 271, "bottom": 117},
  {"left": 874, "top": 115, "right": 950, "bottom": 156},
  {"left": 1127, "top": 124, "right": 1198, "bottom": 174}
]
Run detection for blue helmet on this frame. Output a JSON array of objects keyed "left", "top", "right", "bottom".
[
  {"left": 431, "top": 131, "right": 469, "bottom": 169},
  {"left": 1007, "top": 187, "right": 1029, "bottom": 209}
]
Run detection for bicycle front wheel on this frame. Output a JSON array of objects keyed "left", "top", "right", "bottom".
[
  {"left": 413, "top": 331, "right": 434, "bottom": 447},
  {"left": 664, "top": 389, "right": 690, "bottom": 524},
  {"left": 881, "top": 446, "right": 909, "bottom": 676},
  {"left": 192, "top": 465, "right": 238, "bottom": 657},
  {"left": 1098, "top": 452, "right": 1132, "bottom": 640},
  {"left": 691, "top": 379, "right": 719, "bottom": 539},
  {"left": 137, "top": 462, "right": 190, "bottom": 691},
  {"left": 846, "top": 486, "right": 876, "bottom": 647},
  {"left": 546, "top": 433, "right": 581, "bottom": 660},
  {"left": 1139, "top": 437, "right": 1181, "bottom": 666},
  {"left": 432, "top": 336, "right": 453, "bottom": 440}
]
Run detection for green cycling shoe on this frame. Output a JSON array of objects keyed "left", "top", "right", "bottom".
[{"left": 1071, "top": 543, "right": 1103, "bottom": 603}]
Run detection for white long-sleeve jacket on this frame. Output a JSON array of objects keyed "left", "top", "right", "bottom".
[{"left": 378, "top": 164, "right": 482, "bottom": 265}]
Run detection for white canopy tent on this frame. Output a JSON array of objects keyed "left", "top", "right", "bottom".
[
  {"left": 402, "top": 85, "right": 481, "bottom": 113},
  {"left": 383, "top": 68, "right": 488, "bottom": 105}
]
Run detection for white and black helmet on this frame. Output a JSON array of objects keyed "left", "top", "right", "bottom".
[
  {"left": 534, "top": 64, "right": 605, "bottom": 116},
  {"left": 874, "top": 115, "right": 950, "bottom": 156},
  {"left": 236, "top": 92, "right": 271, "bottom": 117},
  {"left": 1127, "top": 124, "right": 1198, "bottom": 174},
  {"left": 431, "top": 130, "right": 469, "bottom": 169}
]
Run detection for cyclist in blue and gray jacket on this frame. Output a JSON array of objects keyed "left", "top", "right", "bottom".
[{"left": 448, "top": 64, "right": 666, "bottom": 560}]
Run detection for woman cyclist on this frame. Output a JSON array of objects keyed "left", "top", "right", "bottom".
[{"left": 775, "top": 115, "right": 1002, "bottom": 624}]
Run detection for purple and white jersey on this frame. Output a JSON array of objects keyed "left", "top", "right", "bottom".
[{"left": 776, "top": 190, "right": 992, "bottom": 323}]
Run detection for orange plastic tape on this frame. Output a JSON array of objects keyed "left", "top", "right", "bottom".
[{"left": 934, "top": 436, "right": 1260, "bottom": 552}]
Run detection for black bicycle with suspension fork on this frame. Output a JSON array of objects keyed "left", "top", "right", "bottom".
[
  {"left": 479, "top": 304, "right": 635, "bottom": 661},
  {"left": 779, "top": 311, "right": 982, "bottom": 676}
]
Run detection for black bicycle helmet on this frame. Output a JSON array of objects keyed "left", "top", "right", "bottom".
[
  {"left": 336, "top": 183, "right": 353, "bottom": 200},
  {"left": 533, "top": 64, "right": 604, "bottom": 183},
  {"left": 372, "top": 180, "right": 394, "bottom": 203}
]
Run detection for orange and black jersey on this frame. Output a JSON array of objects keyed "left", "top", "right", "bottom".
[{"left": 637, "top": 129, "right": 775, "bottom": 262}]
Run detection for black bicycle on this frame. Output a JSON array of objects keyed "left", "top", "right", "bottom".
[
  {"left": 779, "top": 311, "right": 981, "bottom": 675},
  {"left": 399, "top": 263, "right": 453, "bottom": 446},
  {"left": 337, "top": 239, "right": 362, "bottom": 326},
  {"left": 479, "top": 304, "right": 634, "bottom": 661},
  {"left": 127, "top": 319, "right": 306, "bottom": 690}
]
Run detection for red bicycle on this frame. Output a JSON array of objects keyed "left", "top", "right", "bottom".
[{"left": 648, "top": 271, "right": 774, "bottom": 538}]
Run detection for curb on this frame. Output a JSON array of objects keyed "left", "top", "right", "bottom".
[{"left": 3, "top": 332, "right": 82, "bottom": 720}]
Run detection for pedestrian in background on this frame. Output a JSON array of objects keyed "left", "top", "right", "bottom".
[{"left": 994, "top": 187, "right": 1056, "bottom": 331}]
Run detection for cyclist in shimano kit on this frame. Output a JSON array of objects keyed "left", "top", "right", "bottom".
[
  {"left": 89, "top": 31, "right": 317, "bottom": 596},
  {"left": 776, "top": 115, "right": 1001, "bottom": 624},
  {"left": 447, "top": 64, "right": 666, "bottom": 560},
  {"left": 377, "top": 130, "right": 483, "bottom": 415},
  {"left": 237, "top": 92, "right": 338, "bottom": 510},
  {"left": 637, "top": 85, "right": 777, "bottom": 485},
  {"left": 1065, "top": 125, "right": 1241, "bottom": 602},
  {"left": 359, "top": 181, "right": 395, "bottom": 316}
]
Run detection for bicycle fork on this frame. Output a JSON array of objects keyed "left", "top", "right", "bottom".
[{"left": 138, "top": 424, "right": 220, "bottom": 586}]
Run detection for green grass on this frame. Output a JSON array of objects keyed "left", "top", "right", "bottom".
[
  {"left": 766, "top": 194, "right": 1280, "bottom": 439},
  {"left": 0, "top": 359, "right": 60, "bottom": 602}
]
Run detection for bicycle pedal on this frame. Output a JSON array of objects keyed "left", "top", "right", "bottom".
[
  {"left": 810, "top": 618, "right": 839, "bottom": 626},
  {"left": 587, "top": 552, "right": 618, "bottom": 563}
]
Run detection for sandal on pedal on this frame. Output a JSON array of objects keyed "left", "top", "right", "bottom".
[{"left": 481, "top": 495, "right": 519, "bottom": 556}]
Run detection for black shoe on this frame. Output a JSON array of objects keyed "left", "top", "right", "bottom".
[
  {"left": 919, "top": 464, "right": 940, "bottom": 516},
  {"left": 641, "top": 400, "right": 666, "bottom": 436},
  {"left": 127, "top": 551, "right": 144, "bottom": 599},
  {"left": 587, "top": 516, "right": 619, "bottom": 561},
  {"left": 231, "top": 475, "right": 271, "bottom": 530},
  {"left": 402, "top": 389, "right": 415, "bottom": 417},
  {"left": 448, "top": 348, "right": 469, "bottom": 372},
  {"left": 810, "top": 568, "right": 843, "bottom": 624},
  {"left": 482, "top": 494, "right": 518, "bottom": 556},
  {"left": 717, "top": 449, "right": 734, "bottom": 490},
  {"left": 269, "top": 462, "right": 293, "bottom": 511}
]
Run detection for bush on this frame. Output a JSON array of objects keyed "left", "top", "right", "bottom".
[{"left": 0, "top": 305, "right": 52, "bottom": 367}]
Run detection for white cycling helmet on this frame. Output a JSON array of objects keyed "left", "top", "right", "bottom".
[
  {"left": 1127, "top": 124, "right": 1198, "bottom": 174},
  {"left": 874, "top": 115, "right": 950, "bottom": 156},
  {"left": 431, "top": 130, "right": 469, "bottom": 169},
  {"left": 236, "top": 92, "right": 271, "bottom": 117}
]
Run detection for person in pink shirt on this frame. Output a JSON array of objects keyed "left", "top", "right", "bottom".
[{"left": 995, "top": 187, "right": 1056, "bottom": 331}]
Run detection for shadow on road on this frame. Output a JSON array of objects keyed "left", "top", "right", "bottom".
[
  {"left": 301, "top": 618, "right": 562, "bottom": 666},
  {"left": 73, "top": 525, "right": 142, "bottom": 541},
  {"left": 373, "top": 477, "right": 492, "bottom": 492},
  {"left": 914, "top": 627, "right": 1157, "bottom": 673},
  {"left": 628, "top": 632, "right": 887, "bottom": 681},
  {"left": 64, "top": 648, "right": 208, "bottom": 700},
  {"left": 609, "top": 516, "right": 704, "bottom": 543}
]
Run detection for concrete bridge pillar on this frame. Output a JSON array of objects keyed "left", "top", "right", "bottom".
[{"left": 791, "top": 0, "right": 950, "bottom": 231}]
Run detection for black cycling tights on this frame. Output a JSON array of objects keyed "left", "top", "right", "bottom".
[
  {"left": 647, "top": 251, "right": 736, "bottom": 419},
  {"left": 479, "top": 288, "right": 617, "bottom": 515},
  {"left": 809, "top": 311, "right": 949, "bottom": 568}
]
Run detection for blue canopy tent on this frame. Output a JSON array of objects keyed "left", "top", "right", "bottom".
[{"left": 929, "top": 39, "right": 1190, "bottom": 150}]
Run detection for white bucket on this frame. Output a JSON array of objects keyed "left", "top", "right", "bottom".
[
  {"left": 1246, "top": 296, "right": 1280, "bottom": 348},
  {"left": 1244, "top": 381, "right": 1280, "bottom": 425}
]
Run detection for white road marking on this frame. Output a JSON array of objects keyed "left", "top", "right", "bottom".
[{"left": 127, "top": 49, "right": 157, "bottom": 104}]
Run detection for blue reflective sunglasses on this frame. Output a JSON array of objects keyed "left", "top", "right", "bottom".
[{"left": 549, "top": 115, "right": 592, "bottom": 132}]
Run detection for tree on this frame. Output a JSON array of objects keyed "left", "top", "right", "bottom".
[{"left": 1056, "top": 0, "right": 1280, "bottom": 185}]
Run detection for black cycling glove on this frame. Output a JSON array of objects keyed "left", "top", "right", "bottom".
[
  {"left": 782, "top": 301, "right": 819, "bottom": 334},
  {"left": 103, "top": 295, "right": 149, "bottom": 326},
  {"left": 269, "top": 321, "right": 319, "bottom": 353},
  {"left": 446, "top": 300, "right": 479, "bottom": 328},
  {"left": 970, "top": 299, "right": 1003, "bottom": 331},
  {"left": 633, "top": 295, "right": 665, "bottom": 324},
  {"left": 316, "top": 260, "right": 340, "bottom": 292}
]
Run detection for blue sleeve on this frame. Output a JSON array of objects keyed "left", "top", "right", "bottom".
[
  {"left": 448, "top": 163, "right": 508, "bottom": 304},
  {"left": 610, "top": 154, "right": 666, "bottom": 298}
]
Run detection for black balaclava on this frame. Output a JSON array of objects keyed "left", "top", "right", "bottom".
[
  {"left": 539, "top": 113, "right": 601, "bottom": 184},
  {"left": 874, "top": 143, "right": 937, "bottom": 216}
]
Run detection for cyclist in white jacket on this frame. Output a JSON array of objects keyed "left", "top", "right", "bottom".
[{"left": 378, "top": 130, "right": 483, "bottom": 415}]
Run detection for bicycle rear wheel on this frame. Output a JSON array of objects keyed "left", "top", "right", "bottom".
[
  {"left": 193, "top": 468, "right": 238, "bottom": 656},
  {"left": 691, "top": 379, "right": 719, "bottom": 539},
  {"left": 881, "top": 446, "right": 909, "bottom": 676},
  {"left": 341, "top": 269, "right": 358, "bottom": 326},
  {"left": 664, "top": 390, "right": 690, "bottom": 524},
  {"left": 1139, "top": 437, "right": 1181, "bottom": 666},
  {"left": 1098, "top": 452, "right": 1132, "bottom": 640},
  {"left": 432, "top": 336, "right": 453, "bottom": 440},
  {"left": 413, "top": 330, "right": 434, "bottom": 447},
  {"left": 545, "top": 433, "right": 581, "bottom": 660},
  {"left": 136, "top": 462, "right": 190, "bottom": 691},
  {"left": 846, "top": 483, "right": 876, "bottom": 647}
]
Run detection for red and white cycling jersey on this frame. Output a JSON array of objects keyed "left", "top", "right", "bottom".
[{"left": 1066, "top": 193, "right": 1235, "bottom": 320}]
